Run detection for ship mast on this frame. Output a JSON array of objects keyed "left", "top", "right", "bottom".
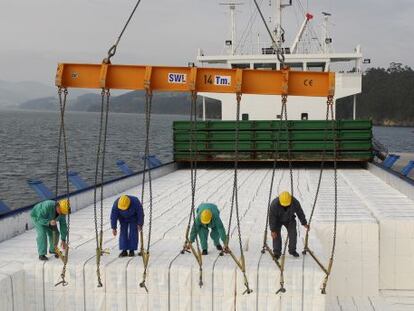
[
  {"left": 273, "top": 0, "right": 292, "bottom": 47},
  {"left": 220, "top": 2, "right": 243, "bottom": 55}
]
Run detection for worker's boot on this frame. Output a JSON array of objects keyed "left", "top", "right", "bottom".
[
  {"left": 273, "top": 251, "right": 281, "bottom": 260},
  {"left": 289, "top": 251, "right": 300, "bottom": 258},
  {"left": 49, "top": 252, "right": 59, "bottom": 258},
  {"left": 216, "top": 244, "right": 223, "bottom": 251},
  {"left": 128, "top": 250, "right": 135, "bottom": 257},
  {"left": 119, "top": 250, "right": 128, "bottom": 257},
  {"left": 202, "top": 249, "right": 208, "bottom": 255},
  {"left": 39, "top": 255, "right": 48, "bottom": 261}
]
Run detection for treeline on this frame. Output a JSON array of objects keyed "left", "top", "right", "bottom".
[{"left": 337, "top": 63, "right": 414, "bottom": 126}]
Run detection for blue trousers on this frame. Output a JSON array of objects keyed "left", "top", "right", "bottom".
[{"left": 119, "top": 222, "right": 139, "bottom": 251}]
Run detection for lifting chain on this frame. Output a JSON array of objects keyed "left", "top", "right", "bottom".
[
  {"left": 180, "top": 91, "right": 203, "bottom": 288},
  {"left": 321, "top": 95, "right": 338, "bottom": 294},
  {"left": 93, "top": 89, "right": 111, "bottom": 287},
  {"left": 139, "top": 89, "right": 153, "bottom": 292},
  {"left": 224, "top": 93, "right": 253, "bottom": 295},
  {"left": 276, "top": 94, "right": 291, "bottom": 294},
  {"left": 54, "top": 87, "right": 71, "bottom": 287},
  {"left": 261, "top": 95, "right": 291, "bottom": 294},
  {"left": 300, "top": 95, "right": 338, "bottom": 295}
]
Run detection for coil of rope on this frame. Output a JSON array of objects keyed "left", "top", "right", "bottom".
[
  {"left": 223, "top": 93, "right": 253, "bottom": 295},
  {"left": 301, "top": 95, "right": 338, "bottom": 294},
  {"left": 138, "top": 89, "right": 154, "bottom": 292}
]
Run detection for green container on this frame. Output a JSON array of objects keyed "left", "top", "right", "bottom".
[
  {"left": 174, "top": 141, "right": 371, "bottom": 152},
  {"left": 173, "top": 120, "right": 372, "bottom": 131},
  {"left": 174, "top": 151, "right": 373, "bottom": 161},
  {"left": 174, "top": 130, "right": 372, "bottom": 142}
]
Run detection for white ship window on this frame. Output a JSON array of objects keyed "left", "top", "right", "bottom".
[
  {"left": 242, "top": 113, "right": 249, "bottom": 121},
  {"left": 286, "top": 63, "right": 303, "bottom": 71},
  {"left": 254, "top": 63, "right": 277, "bottom": 70},
  {"left": 232, "top": 63, "right": 250, "bottom": 69},
  {"left": 301, "top": 113, "right": 309, "bottom": 120},
  {"left": 307, "top": 63, "right": 325, "bottom": 72}
]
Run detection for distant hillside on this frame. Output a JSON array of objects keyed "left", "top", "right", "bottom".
[
  {"left": 0, "top": 80, "right": 89, "bottom": 108},
  {"left": 337, "top": 63, "right": 414, "bottom": 126},
  {"left": 0, "top": 80, "right": 56, "bottom": 107},
  {"left": 19, "top": 91, "right": 222, "bottom": 118}
]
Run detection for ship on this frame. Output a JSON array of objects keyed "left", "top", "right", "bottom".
[{"left": 0, "top": 1, "right": 413, "bottom": 310}]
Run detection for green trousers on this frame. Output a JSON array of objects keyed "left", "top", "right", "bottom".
[
  {"left": 198, "top": 226, "right": 221, "bottom": 250},
  {"left": 34, "top": 223, "right": 57, "bottom": 256}
]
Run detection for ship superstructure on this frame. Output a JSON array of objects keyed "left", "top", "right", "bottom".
[{"left": 197, "top": 0, "right": 363, "bottom": 120}]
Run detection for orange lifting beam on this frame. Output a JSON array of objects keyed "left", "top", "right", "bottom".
[{"left": 55, "top": 63, "right": 335, "bottom": 97}]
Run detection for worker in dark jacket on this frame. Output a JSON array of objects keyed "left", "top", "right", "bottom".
[
  {"left": 111, "top": 195, "right": 144, "bottom": 257},
  {"left": 269, "top": 191, "right": 309, "bottom": 259},
  {"left": 30, "top": 199, "right": 70, "bottom": 261},
  {"left": 187, "top": 203, "right": 228, "bottom": 255}
]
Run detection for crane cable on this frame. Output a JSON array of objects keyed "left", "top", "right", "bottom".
[
  {"left": 104, "top": 0, "right": 144, "bottom": 64},
  {"left": 139, "top": 89, "right": 154, "bottom": 292},
  {"left": 53, "top": 87, "right": 72, "bottom": 287},
  {"left": 224, "top": 93, "right": 253, "bottom": 295},
  {"left": 180, "top": 91, "right": 204, "bottom": 288},
  {"left": 301, "top": 95, "right": 338, "bottom": 294},
  {"left": 93, "top": 89, "right": 111, "bottom": 287}
]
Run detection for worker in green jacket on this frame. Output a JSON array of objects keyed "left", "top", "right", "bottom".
[
  {"left": 187, "top": 203, "right": 228, "bottom": 255},
  {"left": 30, "top": 199, "right": 70, "bottom": 261}
]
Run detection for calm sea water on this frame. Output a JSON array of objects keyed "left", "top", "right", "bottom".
[
  {"left": 0, "top": 110, "right": 186, "bottom": 209},
  {"left": 0, "top": 109, "right": 413, "bottom": 210}
]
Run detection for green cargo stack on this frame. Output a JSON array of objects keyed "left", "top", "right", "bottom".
[{"left": 173, "top": 120, "right": 373, "bottom": 162}]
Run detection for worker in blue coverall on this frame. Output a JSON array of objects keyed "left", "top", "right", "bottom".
[
  {"left": 187, "top": 203, "right": 229, "bottom": 255},
  {"left": 30, "top": 199, "right": 70, "bottom": 261},
  {"left": 111, "top": 195, "right": 144, "bottom": 257}
]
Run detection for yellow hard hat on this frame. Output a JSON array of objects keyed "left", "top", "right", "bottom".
[
  {"left": 279, "top": 191, "right": 292, "bottom": 207},
  {"left": 200, "top": 209, "right": 213, "bottom": 224},
  {"left": 118, "top": 195, "right": 131, "bottom": 211},
  {"left": 58, "top": 199, "right": 70, "bottom": 215}
]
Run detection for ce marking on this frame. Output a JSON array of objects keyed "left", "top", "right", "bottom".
[{"left": 304, "top": 79, "right": 313, "bottom": 87}]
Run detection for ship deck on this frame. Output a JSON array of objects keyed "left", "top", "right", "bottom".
[{"left": 0, "top": 167, "right": 414, "bottom": 310}]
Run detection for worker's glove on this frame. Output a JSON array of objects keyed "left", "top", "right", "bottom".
[
  {"left": 223, "top": 246, "right": 230, "bottom": 254},
  {"left": 185, "top": 242, "right": 192, "bottom": 251},
  {"left": 303, "top": 224, "right": 310, "bottom": 231},
  {"left": 61, "top": 240, "right": 67, "bottom": 250},
  {"left": 271, "top": 231, "right": 277, "bottom": 240},
  {"left": 50, "top": 220, "right": 57, "bottom": 226},
  {"left": 112, "top": 229, "right": 117, "bottom": 237}
]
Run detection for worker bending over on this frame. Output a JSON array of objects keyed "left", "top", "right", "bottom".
[
  {"left": 188, "top": 203, "right": 228, "bottom": 255},
  {"left": 111, "top": 195, "right": 144, "bottom": 257},
  {"left": 30, "top": 199, "right": 70, "bottom": 261},
  {"left": 269, "top": 191, "right": 309, "bottom": 259}
]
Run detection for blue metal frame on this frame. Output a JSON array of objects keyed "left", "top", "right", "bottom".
[
  {"left": 68, "top": 171, "right": 89, "bottom": 190},
  {"left": 116, "top": 160, "right": 134, "bottom": 175},
  {"left": 0, "top": 161, "right": 175, "bottom": 220},
  {"left": 373, "top": 162, "right": 414, "bottom": 186},
  {"left": 401, "top": 160, "right": 414, "bottom": 177},
  {"left": 0, "top": 200, "right": 10, "bottom": 215}
]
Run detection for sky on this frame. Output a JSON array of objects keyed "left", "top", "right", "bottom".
[{"left": 0, "top": 0, "right": 413, "bottom": 85}]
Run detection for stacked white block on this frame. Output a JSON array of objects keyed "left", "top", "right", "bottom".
[
  {"left": 0, "top": 168, "right": 413, "bottom": 310},
  {"left": 341, "top": 170, "right": 414, "bottom": 290}
]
